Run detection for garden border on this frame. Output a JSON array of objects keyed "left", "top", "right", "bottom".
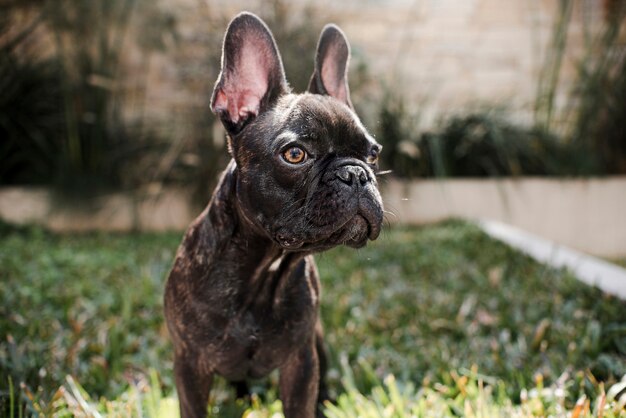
[{"left": 479, "top": 220, "right": 626, "bottom": 299}]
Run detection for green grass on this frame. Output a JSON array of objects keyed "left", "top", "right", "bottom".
[{"left": 1, "top": 220, "right": 625, "bottom": 417}]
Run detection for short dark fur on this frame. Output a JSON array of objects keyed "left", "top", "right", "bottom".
[{"left": 164, "top": 12, "right": 383, "bottom": 418}]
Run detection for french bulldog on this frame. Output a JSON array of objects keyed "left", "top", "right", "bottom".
[{"left": 164, "top": 11, "right": 384, "bottom": 418}]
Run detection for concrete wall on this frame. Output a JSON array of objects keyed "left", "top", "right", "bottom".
[
  {"left": 383, "top": 177, "right": 626, "bottom": 257},
  {"left": 0, "top": 187, "right": 195, "bottom": 232},
  {"left": 316, "top": 0, "right": 602, "bottom": 126},
  {"left": 1, "top": 177, "right": 625, "bottom": 257}
]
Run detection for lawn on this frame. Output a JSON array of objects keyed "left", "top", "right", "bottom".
[{"left": 1, "top": 220, "right": 625, "bottom": 417}]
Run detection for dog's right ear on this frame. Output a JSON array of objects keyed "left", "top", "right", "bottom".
[
  {"left": 308, "top": 24, "right": 353, "bottom": 109},
  {"left": 211, "top": 12, "right": 289, "bottom": 135}
]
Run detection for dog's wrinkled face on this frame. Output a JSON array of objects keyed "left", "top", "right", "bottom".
[
  {"left": 234, "top": 94, "right": 383, "bottom": 251},
  {"left": 210, "top": 13, "right": 383, "bottom": 251}
]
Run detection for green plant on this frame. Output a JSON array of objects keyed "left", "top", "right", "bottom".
[
  {"left": 376, "top": 0, "right": 626, "bottom": 179},
  {"left": 376, "top": 105, "right": 591, "bottom": 178},
  {"left": 0, "top": 1, "right": 179, "bottom": 192},
  {"left": 534, "top": 0, "right": 626, "bottom": 175},
  {"left": 1, "top": 0, "right": 371, "bottom": 200},
  {"left": 376, "top": 90, "right": 424, "bottom": 178},
  {"left": 566, "top": 5, "right": 626, "bottom": 174},
  {"left": 42, "top": 0, "right": 178, "bottom": 191},
  {"left": 418, "top": 113, "right": 594, "bottom": 177},
  {"left": 0, "top": 11, "right": 65, "bottom": 186},
  {"left": 533, "top": 0, "right": 573, "bottom": 134}
]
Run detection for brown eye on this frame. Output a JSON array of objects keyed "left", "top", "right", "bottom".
[
  {"left": 282, "top": 147, "right": 306, "bottom": 164},
  {"left": 366, "top": 150, "right": 379, "bottom": 165}
]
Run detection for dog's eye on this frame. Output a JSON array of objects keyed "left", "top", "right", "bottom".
[
  {"left": 366, "top": 149, "right": 379, "bottom": 165},
  {"left": 282, "top": 147, "right": 307, "bottom": 164}
]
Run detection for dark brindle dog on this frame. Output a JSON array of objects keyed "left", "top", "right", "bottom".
[{"left": 164, "top": 12, "right": 384, "bottom": 418}]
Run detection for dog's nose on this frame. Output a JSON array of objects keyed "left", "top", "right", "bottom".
[{"left": 336, "top": 165, "right": 369, "bottom": 186}]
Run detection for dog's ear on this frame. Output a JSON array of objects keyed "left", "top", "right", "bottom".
[
  {"left": 211, "top": 12, "right": 289, "bottom": 135},
  {"left": 308, "top": 24, "right": 352, "bottom": 109}
]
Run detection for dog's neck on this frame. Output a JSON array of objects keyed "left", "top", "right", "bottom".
[{"left": 198, "top": 159, "right": 305, "bottom": 287}]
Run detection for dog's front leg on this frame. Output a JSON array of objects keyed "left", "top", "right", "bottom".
[
  {"left": 279, "top": 338, "right": 320, "bottom": 418},
  {"left": 174, "top": 352, "right": 213, "bottom": 418}
]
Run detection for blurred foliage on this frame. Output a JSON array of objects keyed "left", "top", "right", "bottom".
[
  {"left": 420, "top": 115, "right": 567, "bottom": 177},
  {"left": 427, "top": 113, "right": 595, "bottom": 178},
  {"left": 378, "top": 1, "right": 626, "bottom": 179},
  {"left": 376, "top": 91, "right": 423, "bottom": 178},
  {"left": 261, "top": 2, "right": 326, "bottom": 93},
  {"left": 45, "top": 0, "right": 177, "bottom": 192},
  {"left": 534, "top": 0, "right": 574, "bottom": 134},
  {"left": 2, "top": 0, "right": 625, "bottom": 189},
  {"left": 0, "top": 34, "right": 65, "bottom": 185},
  {"left": 0, "top": 223, "right": 178, "bottom": 415},
  {"left": 1, "top": 221, "right": 625, "bottom": 415},
  {"left": 0, "top": 0, "right": 371, "bottom": 198},
  {"left": 534, "top": 0, "right": 626, "bottom": 175},
  {"left": 376, "top": 96, "right": 595, "bottom": 178},
  {"left": 0, "top": 0, "right": 178, "bottom": 192},
  {"left": 567, "top": 4, "right": 626, "bottom": 174}
]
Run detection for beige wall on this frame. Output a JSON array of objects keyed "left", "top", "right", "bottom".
[
  {"left": 17, "top": 0, "right": 602, "bottom": 139},
  {"left": 383, "top": 177, "right": 626, "bottom": 257},
  {"left": 128, "top": 0, "right": 605, "bottom": 133}
]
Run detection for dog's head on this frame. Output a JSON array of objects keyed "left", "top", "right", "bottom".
[{"left": 211, "top": 12, "right": 383, "bottom": 251}]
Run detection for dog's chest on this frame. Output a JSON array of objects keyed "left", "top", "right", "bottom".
[{"left": 211, "top": 256, "right": 319, "bottom": 380}]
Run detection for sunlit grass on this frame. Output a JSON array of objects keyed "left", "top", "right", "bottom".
[
  {"left": 6, "top": 365, "right": 626, "bottom": 417},
  {"left": 1, "top": 220, "right": 625, "bottom": 417}
]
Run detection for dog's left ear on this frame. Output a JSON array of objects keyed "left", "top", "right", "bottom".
[
  {"left": 308, "top": 24, "right": 353, "bottom": 109},
  {"left": 211, "top": 12, "right": 289, "bottom": 135}
]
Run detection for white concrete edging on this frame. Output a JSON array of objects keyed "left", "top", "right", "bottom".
[{"left": 479, "top": 220, "right": 626, "bottom": 300}]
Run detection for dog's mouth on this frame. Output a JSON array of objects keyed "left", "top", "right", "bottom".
[
  {"left": 329, "top": 214, "right": 370, "bottom": 248},
  {"left": 275, "top": 204, "right": 382, "bottom": 251}
]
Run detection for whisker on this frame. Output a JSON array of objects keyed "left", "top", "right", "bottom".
[{"left": 382, "top": 209, "right": 398, "bottom": 221}]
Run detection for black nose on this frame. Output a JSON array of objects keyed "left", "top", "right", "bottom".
[{"left": 336, "top": 165, "right": 369, "bottom": 186}]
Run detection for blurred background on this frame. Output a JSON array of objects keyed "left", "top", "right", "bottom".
[
  {"left": 1, "top": 0, "right": 624, "bottom": 190},
  {"left": 2, "top": 0, "right": 626, "bottom": 254}
]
